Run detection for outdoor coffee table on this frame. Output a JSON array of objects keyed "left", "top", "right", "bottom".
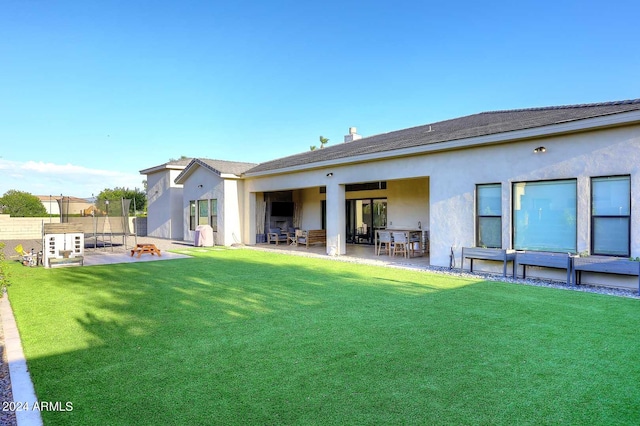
[{"left": 130, "top": 244, "right": 162, "bottom": 258}]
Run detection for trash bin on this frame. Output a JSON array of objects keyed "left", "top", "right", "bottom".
[{"left": 194, "top": 225, "right": 214, "bottom": 247}]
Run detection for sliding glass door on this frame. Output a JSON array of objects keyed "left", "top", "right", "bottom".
[{"left": 346, "top": 198, "right": 387, "bottom": 244}]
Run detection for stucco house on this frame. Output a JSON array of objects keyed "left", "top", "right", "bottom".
[
  {"left": 173, "top": 158, "right": 258, "bottom": 245},
  {"left": 142, "top": 99, "right": 640, "bottom": 289},
  {"left": 140, "top": 158, "right": 192, "bottom": 239}
]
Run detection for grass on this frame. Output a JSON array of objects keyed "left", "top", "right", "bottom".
[{"left": 5, "top": 247, "right": 640, "bottom": 425}]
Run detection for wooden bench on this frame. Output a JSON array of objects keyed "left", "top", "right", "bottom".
[
  {"left": 130, "top": 244, "right": 162, "bottom": 258},
  {"left": 514, "top": 251, "right": 572, "bottom": 284},
  {"left": 573, "top": 256, "right": 640, "bottom": 294},
  {"left": 461, "top": 247, "right": 516, "bottom": 277},
  {"left": 301, "top": 230, "right": 326, "bottom": 248},
  {"left": 49, "top": 256, "right": 84, "bottom": 268}
]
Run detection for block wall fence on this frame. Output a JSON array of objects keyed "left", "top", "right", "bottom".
[{"left": 0, "top": 215, "right": 147, "bottom": 240}]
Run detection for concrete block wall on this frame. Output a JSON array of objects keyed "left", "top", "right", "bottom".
[
  {"left": 0, "top": 215, "right": 149, "bottom": 240},
  {"left": 0, "top": 215, "right": 46, "bottom": 240}
]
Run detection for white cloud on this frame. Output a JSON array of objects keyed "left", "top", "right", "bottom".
[{"left": 0, "top": 159, "right": 144, "bottom": 198}]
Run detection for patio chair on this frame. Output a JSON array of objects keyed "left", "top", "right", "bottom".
[
  {"left": 294, "top": 229, "right": 307, "bottom": 247},
  {"left": 267, "top": 228, "right": 288, "bottom": 245},
  {"left": 409, "top": 231, "right": 422, "bottom": 256},
  {"left": 391, "top": 232, "right": 409, "bottom": 258},
  {"left": 356, "top": 224, "right": 370, "bottom": 243},
  {"left": 14, "top": 244, "right": 36, "bottom": 267},
  {"left": 377, "top": 231, "right": 392, "bottom": 256}
]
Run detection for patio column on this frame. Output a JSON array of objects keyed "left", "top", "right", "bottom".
[
  {"left": 247, "top": 191, "right": 257, "bottom": 245},
  {"left": 325, "top": 180, "right": 346, "bottom": 255}
]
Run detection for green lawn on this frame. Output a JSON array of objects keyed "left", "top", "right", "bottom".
[{"left": 6, "top": 248, "right": 640, "bottom": 425}]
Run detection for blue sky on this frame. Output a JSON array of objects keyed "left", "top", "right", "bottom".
[{"left": 1, "top": 0, "right": 639, "bottom": 198}]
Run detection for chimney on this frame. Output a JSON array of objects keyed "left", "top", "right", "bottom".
[{"left": 344, "top": 127, "right": 362, "bottom": 143}]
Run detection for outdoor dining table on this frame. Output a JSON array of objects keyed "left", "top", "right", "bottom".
[{"left": 374, "top": 228, "right": 425, "bottom": 258}]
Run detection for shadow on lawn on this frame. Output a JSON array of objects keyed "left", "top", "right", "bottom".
[
  {"left": 9, "top": 248, "right": 487, "bottom": 359},
  {"left": 58, "top": 249, "right": 479, "bottom": 322},
  {"left": 8, "top": 251, "right": 490, "bottom": 424}
]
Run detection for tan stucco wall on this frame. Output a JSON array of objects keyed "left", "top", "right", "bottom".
[
  {"left": 182, "top": 167, "right": 225, "bottom": 243},
  {"left": 299, "top": 187, "right": 323, "bottom": 230},
  {"left": 146, "top": 169, "right": 183, "bottom": 239},
  {"left": 386, "top": 178, "right": 429, "bottom": 230},
  {"left": 223, "top": 178, "right": 244, "bottom": 246},
  {"left": 427, "top": 126, "right": 640, "bottom": 268}
]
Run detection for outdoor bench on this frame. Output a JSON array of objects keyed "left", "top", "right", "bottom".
[
  {"left": 130, "top": 244, "right": 162, "bottom": 258},
  {"left": 514, "top": 251, "right": 572, "bottom": 284},
  {"left": 573, "top": 256, "right": 640, "bottom": 294},
  {"left": 461, "top": 247, "right": 516, "bottom": 277},
  {"left": 49, "top": 256, "right": 84, "bottom": 268},
  {"left": 302, "top": 229, "right": 326, "bottom": 248}
]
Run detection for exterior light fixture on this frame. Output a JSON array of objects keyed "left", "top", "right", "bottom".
[
  {"left": 326, "top": 172, "right": 333, "bottom": 177},
  {"left": 533, "top": 146, "right": 546, "bottom": 153}
]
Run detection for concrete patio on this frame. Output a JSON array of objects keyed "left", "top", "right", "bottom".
[{"left": 253, "top": 241, "right": 431, "bottom": 270}]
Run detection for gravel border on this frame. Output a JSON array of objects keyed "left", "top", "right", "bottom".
[{"left": 246, "top": 244, "right": 640, "bottom": 299}]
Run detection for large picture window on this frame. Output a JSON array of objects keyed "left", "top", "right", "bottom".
[
  {"left": 476, "top": 184, "right": 501, "bottom": 248},
  {"left": 591, "top": 176, "right": 630, "bottom": 256},
  {"left": 513, "top": 179, "right": 577, "bottom": 252}
]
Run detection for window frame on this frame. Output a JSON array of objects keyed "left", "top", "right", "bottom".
[
  {"left": 475, "top": 183, "right": 502, "bottom": 248},
  {"left": 189, "top": 200, "right": 196, "bottom": 231},
  {"left": 590, "top": 175, "right": 631, "bottom": 257},
  {"left": 210, "top": 199, "right": 218, "bottom": 232},
  {"left": 197, "top": 199, "right": 209, "bottom": 226},
  {"left": 512, "top": 178, "right": 578, "bottom": 253}
]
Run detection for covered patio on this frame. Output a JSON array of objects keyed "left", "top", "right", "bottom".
[
  {"left": 251, "top": 175, "right": 430, "bottom": 259},
  {"left": 254, "top": 241, "right": 431, "bottom": 269}
]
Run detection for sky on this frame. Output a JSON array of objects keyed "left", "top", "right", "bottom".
[{"left": 1, "top": 0, "right": 639, "bottom": 198}]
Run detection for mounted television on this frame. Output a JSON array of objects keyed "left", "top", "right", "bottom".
[{"left": 271, "top": 201, "right": 294, "bottom": 216}]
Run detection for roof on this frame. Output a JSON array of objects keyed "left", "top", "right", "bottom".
[
  {"left": 139, "top": 158, "right": 193, "bottom": 175},
  {"left": 245, "top": 99, "right": 640, "bottom": 175},
  {"left": 174, "top": 158, "right": 258, "bottom": 184}
]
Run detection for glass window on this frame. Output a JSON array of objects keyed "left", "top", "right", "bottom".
[
  {"left": 189, "top": 201, "right": 196, "bottom": 231},
  {"left": 476, "top": 184, "right": 501, "bottom": 248},
  {"left": 591, "top": 176, "right": 630, "bottom": 256},
  {"left": 373, "top": 199, "right": 387, "bottom": 229},
  {"left": 198, "top": 200, "right": 209, "bottom": 226},
  {"left": 210, "top": 199, "right": 218, "bottom": 232},
  {"left": 513, "top": 179, "right": 577, "bottom": 252}
]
